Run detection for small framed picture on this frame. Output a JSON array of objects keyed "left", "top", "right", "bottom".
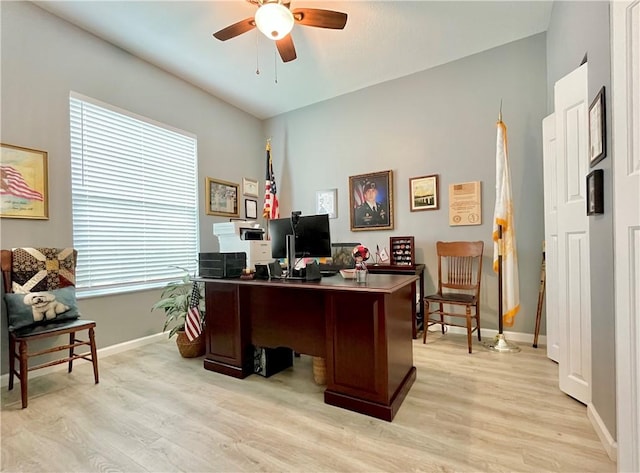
[
  {"left": 409, "top": 174, "right": 439, "bottom": 211},
  {"left": 316, "top": 189, "right": 337, "bottom": 219},
  {"left": 1, "top": 143, "right": 49, "bottom": 219},
  {"left": 242, "top": 177, "right": 259, "bottom": 197},
  {"left": 245, "top": 199, "right": 258, "bottom": 220},
  {"left": 206, "top": 177, "right": 239, "bottom": 217},
  {"left": 589, "top": 86, "right": 606, "bottom": 167},
  {"left": 586, "top": 169, "right": 604, "bottom": 215}
]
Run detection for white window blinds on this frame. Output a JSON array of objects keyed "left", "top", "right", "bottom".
[{"left": 70, "top": 93, "right": 199, "bottom": 296}]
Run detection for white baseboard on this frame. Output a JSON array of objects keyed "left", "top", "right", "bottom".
[
  {"left": 0, "top": 332, "right": 167, "bottom": 388},
  {"left": 443, "top": 325, "right": 547, "bottom": 347},
  {"left": 587, "top": 402, "right": 618, "bottom": 462}
]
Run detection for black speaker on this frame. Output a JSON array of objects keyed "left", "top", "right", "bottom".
[
  {"left": 254, "top": 264, "right": 270, "bottom": 280},
  {"left": 268, "top": 261, "right": 283, "bottom": 278},
  {"left": 304, "top": 261, "right": 322, "bottom": 281}
]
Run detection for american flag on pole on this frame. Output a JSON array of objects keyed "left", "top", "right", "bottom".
[
  {"left": 262, "top": 140, "right": 279, "bottom": 219},
  {"left": 185, "top": 282, "right": 202, "bottom": 341},
  {"left": 492, "top": 118, "right": 520, "bottom": 327},
  {"left": 0, "top": 165, "right": 44, "bottom": 201}
]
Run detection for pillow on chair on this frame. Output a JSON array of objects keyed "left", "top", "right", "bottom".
[
  {"left": 11, "top": 248, "right": 75, "bottom": 293},
  {"left": 4, "top": 286, "right": 80, "bottom": 331}
]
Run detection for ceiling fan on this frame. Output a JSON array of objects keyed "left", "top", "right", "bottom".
[{"left": 213, "top": 0, "right": 348, "bottom": 63}]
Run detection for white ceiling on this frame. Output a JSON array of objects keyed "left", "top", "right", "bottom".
[{"left": 34, "top": 1, "right": 553, "bottom": 120}]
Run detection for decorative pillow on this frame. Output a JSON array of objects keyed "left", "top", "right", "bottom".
[
  {"left": 11, "top": 248, "right": 75, "bottom": 293},
  {"left": 3, "top": 286, "right": 80, "bottom": 331}
]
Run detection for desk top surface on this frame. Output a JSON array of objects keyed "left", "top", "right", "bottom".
[{"left": 196, "top": 273, "right": 418, "bottom": 294}]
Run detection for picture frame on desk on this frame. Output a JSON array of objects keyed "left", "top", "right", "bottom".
[
  {"left": 349, "top": 170, "right": 394, "bottom": 231},
  {"left": 0, "top": 143, "right": 49, "bottom": 219},
  {"left": 206, "top": 177, "right": 239, "bottom": 217}
]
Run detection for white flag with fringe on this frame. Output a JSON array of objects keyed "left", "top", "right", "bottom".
[{"left": 493, "top": 119, "right": 520, "bottom": 327}]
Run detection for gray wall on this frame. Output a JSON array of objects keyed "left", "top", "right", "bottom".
[
  {"left": 0, "top": 2, "right": 263, "bottom": 373},
  {"left": 546, "top": 1, "right": 615, "bottom": 440},
  {"left": 264, "top": 34, "right": 548, "bottom": 337}
]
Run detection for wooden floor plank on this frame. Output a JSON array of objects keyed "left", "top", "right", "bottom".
[{"left": 1, "top": 333, "right": 616, "bottom": 472}]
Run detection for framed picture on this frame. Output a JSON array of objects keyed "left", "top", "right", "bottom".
[
  {"left": 409, "top": 174, "right": 439, "bottom": 211},
  {"left": 1, "top": 143, "right": 49, "bottom": 219},
  {"left": 242, "top": 177, "right": 259, "bottom": 197},
  {"left": 349, "top": 170, "right": 394, "bottom": 231},
  {"left": 589, "top": 86, "right": 606, "bottom": 167},
  {"left": 206, "top": 177, "right": 239, "bottom": 217},
  {"left": 316, "top": 189, "right": 337, "bottom": 219},
  {"left": 586, "top": 169, "right": 604, "bottom": 215},
  {"left": 245, "top": 199, "right": 258, "bottom": 220}
]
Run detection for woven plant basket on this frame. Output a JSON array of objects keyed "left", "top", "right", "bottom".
[{"left": 175, "top": 331, "right": 205, "bottom": 358}]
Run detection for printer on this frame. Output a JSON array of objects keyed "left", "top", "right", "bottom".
[{"left": 213, "top": 221, "right": 273, "bottom": 270}]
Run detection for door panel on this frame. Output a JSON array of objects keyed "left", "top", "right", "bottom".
[
  {"left": 542, "top": 114, "right": 560, "bottom": 362},
  {"left": 612, "top": 1, "right": 640, "bottom": 469},
  {"left": 554, "top": 63, "right": 592, "bottom": 404}
]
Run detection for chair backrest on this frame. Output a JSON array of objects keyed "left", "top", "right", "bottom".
[{"left": 435, "top": 241, "right": 484, "bottom": 297}]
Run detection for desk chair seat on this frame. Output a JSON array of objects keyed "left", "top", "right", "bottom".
[
  {"left": 423, "top": 241, "right": 484, "bottom": 353},
  {"left": 2, "top": 248, "right": 99, "bottom": 408}
]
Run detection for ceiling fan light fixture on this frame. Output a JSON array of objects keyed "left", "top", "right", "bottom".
[{"left": 254, "top": 3, "right": 294, "bottom": 40}]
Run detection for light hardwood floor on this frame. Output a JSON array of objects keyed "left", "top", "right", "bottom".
[{"left": 1, "top": 333, "right": 615, "bottom": 473}]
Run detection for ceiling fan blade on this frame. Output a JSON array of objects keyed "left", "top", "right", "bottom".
[
  {"left": 292, "top": 8, "right": 347, "bottom": 29},
  {"left": 276, "top": 35, "right": 297, "bottom": 63},
  {"left": 213, "top": 17, "right": 256, "bottom": 41}
]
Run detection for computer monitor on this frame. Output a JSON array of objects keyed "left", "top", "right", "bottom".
[{"left": 269, "top": 213, "right": 332, "bottom": 259}]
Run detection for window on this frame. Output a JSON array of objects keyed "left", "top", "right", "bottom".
[{"left": 70, "top": 93, "right": 199, "bottom": 296}]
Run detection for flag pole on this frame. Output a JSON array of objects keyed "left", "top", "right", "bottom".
[
  {"left": 483, "top": 106, "right": 520, "bottom": 353},
  {"left": 484, "top": 224, "right": 520, "bottom": 352}
]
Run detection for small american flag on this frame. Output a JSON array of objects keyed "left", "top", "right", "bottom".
[
  {"left": 0, "top": 165, "right": 44, "bottom": 201},
  {"left": 185, "top": 282, "right": 202, "bottom": 341}
]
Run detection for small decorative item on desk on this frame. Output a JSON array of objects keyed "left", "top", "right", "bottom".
[
  {"left": 240, "top": 268, "right": 254, "bottom": 280},
  {"left": 352, "top": 245, "right": 370, "bottom": 283}
]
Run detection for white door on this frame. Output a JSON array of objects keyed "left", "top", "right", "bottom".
[
  {"left": 542, "top": 114, "right": 560, "bottom": 362},
  {"left": 612, "top": 1, "right": 640, "bottom": 470},
  {"left": 554, "top": 64, "right": 592, "bottom": 404}
]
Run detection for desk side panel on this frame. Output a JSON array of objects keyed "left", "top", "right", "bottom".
[{"left": 204, "top": 282, "right": 251, "bottom": 378}]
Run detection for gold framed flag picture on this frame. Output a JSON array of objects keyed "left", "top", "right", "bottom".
[{"left": 1, "top": 143, "right": 49, "bottom": 219}]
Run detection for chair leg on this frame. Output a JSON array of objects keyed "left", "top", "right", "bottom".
[
  {"left": 18, "top": 341, "right": 28, "bottom": 408},
  {"left": 439, "top": 303, "right": 445, "bottom": 334},
  {"left": 89, "top": 327, "right": 99, "bottom": 384},
  {"left": 68, "top": 332, "right": 75, "bottom": 373},
  {"left": 8, "top": 334, "right": 16, "bottom": 391},
  {"left": 422, "top": 302, "right": 428, "bottom": 344},
  {"left": 476, "top": 305, "right": 482, "bottom": 341},
  {"left": 466, "top": 306, "right": 473, "bottom": 354}
]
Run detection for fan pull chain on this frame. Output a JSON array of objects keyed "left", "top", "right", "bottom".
[
  {"left": 274, "top": 50, "right": 278, "bottom": 84},
  {"left": 255, "top": 30, "right": 260, "bottom": 75}
]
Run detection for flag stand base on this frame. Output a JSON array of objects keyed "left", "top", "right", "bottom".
[{"left": 483, "top": 333, "right": 521, "bottom": 353}]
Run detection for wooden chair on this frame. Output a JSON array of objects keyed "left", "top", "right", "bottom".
[
  {"left": 1, "top": 249, "right": 99, "bottom": 408},
  {"left": 423, "top": 241, "right": 484, "bottom": 353}
]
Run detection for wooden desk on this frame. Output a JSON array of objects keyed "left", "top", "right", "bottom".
[
  {"left": 367, "top": 264, "right": 425, "bottom": 338},
  {"left": 199, "top": 274, "right": 417, "bottom": 421}
]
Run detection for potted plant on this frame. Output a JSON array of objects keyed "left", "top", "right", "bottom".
[{"left": 152, "top": 270, "right": 206, "bottom": 358}]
